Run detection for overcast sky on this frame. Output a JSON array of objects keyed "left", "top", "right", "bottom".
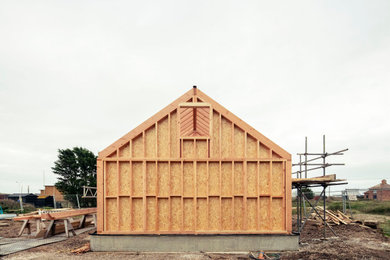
[{"left": 1, "top": 1, "right": 389, "bottom": 194}]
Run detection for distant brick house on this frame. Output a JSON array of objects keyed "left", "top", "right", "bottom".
[
  {"left": 40, "top": 185, "right": 64, "bottom": 201},
  {"left": 364, "top": 179, "right": 390, "bottom": 201}
]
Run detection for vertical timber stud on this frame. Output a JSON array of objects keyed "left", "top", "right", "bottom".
[
  {"left": 103, "top": 160, "right": 107, "bottom": 231},
  {"left": 181, "top": 161, "right": 184, "bottom": 232},
  {"left": 286, "top": 159, "right": 292, "bottom": 233},
  {"left": 117, "top": 151, "right": 120, "bottom": 231},
  {"left": 257, "top": 160, "right": 260, "bottom": 230},
  {"left": 269, "top": 150, "right": 273, "bottom": 231},
  {"left": 155, "top": 123, "right": 158, "bottom": 232},
  {"left": 244, "top": 132, "right": 248, "bottom": 230},
  {"left": 194, "top": 161, "right": 197, "bottom": 232},
  {"left": 143, "top": 131, "right": 146, "bottom": 232},
  {"left": 97, "top": 159, "right": 103, "bottom": 233},
  {"left": 219, "top": 161, "right": 222, "bottom": 230}
]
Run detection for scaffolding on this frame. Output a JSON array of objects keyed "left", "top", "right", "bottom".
[{"left": 293, "top": 135, "right": 348, "bottom": 239}]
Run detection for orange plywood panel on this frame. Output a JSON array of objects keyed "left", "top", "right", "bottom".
[
  {"left": 170, "top": 112, "right": 178, "bottom": 158},
  {"left": 208, "top": 162, "right": 220, "bottom": 196},
  {"left": 247, "top": 198, "right": 258, "bottom": 230},
  {"left": 272, "top": 162, "right": 283, "bottom": 196},
  {"left": 183, "top": 162, "right": 194, "bottom": 197},
  {"left": 209, "top": 197, "right": 220, "bottom": 230},
  {"left": 170, "top": 162, "right": 181, "bottom": 195},
  {"left": 233, "top": 196, "right": 244, "bottom": 230},
  {"left": 234, "top": 162, "right": 244, "bottom": 195},
  {"left": 234, "top": 126, "right": 245, "bottom": 157},
  {"left": 157, "top": 117, "right": 169, "bottom": 158},
  {"left": 221, "top": 117, "right": 232, "bottom": 158},
  {"left": 196, "top": 162, "right": 207, "bottom": 197},
  {"left": 119, "top": 162, "right": 131, "bottom": 195},
  {"left": 211, "top": 111, "right": 220, "bottom": 158},
  {"left": 259, "top": 197, "right": 270, "bottom": 230},
  {"left": 196, "top": 140, "right": 208, "bottom": 158},
  {"left": 106, "top": 162, "right": 117, "bottom": 197},
  {"left": 259, "top": 143, "right": 270, "bottom": 158},
  {"left": 145, "top": 126, "right": 156, "bottom": 158},
  {"left": 119, "top": 142, "right": 130, "bottom": 158},
  {"left": 221, "top": 198, "right": 232, "bottom": 230},
  {"left": 106, "top": 198, "right": 117, "bottom": 231},
  {"left": 183, "top": 140, "right": 194, "bottom": 158},
  {"left": 196, "top": 198, "right": 207, "bottom": 230},
  {"left": 272, "top": 198, "right": 284, "bottom": 231},
  {"left": 157, "top": 162, "right": 169, "bottom": 197},
  {"left": 221, "top": 162, "right": 232, "bottom": 196},
  {"left": 259, "top": 162, "right": 270, "bottom": 195},
  {"left": 158, "top": 198, "right": 169, "bottom": 231},
  {"left": 146, "top": 162, "right": 157, "bottom": 195},
  {"left": 171, "top": 197, "right": 182, "bottom": 231},
  {"left": 119, "top": 197, "right": 130, "bottom": 231},
  {"left": 146, "top": 197, "right": 156, "bottom": 231},
  {"left": 132, "top": 198, "right": 143, "bottom": 231},
  {"left": 183, "top": 198, "right": 194, "bottom": 231},
  {"left": 132, "top": 134, "right": 143, "bottom": 158},
  {"left": 246, "top": 162, "right": 257, "bottom": 197},
  {"left": 132, "top": 162, "right": 143, "bottom": 197},
  {"left": 247, "top": 134, "right": 257, "bottom": 158}
]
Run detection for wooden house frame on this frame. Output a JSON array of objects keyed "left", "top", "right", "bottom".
[{"left": 97, "top": 87, "right": 292, "bottom": 235}]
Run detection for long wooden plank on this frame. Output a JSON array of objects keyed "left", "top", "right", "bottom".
[
  {"left": 292, "top": 174, "right": 337, "bottom": 184},
  {"left": 13, "top": 215, "right": 41, "bottom": 221},
  {"left": 40, "top": 208, "right": 97, "bottom": 220}
]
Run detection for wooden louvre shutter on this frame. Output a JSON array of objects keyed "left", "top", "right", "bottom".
[{"left": 179, "top": 103, "right": 211, "bottom": 137}]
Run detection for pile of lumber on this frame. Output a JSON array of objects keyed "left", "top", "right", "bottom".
[{"left": 310, "top": 207, "right": 353, "bottom": 225}]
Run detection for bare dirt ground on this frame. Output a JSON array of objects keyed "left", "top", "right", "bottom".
[
  {"left": 1, "top": 215, "right": 390, "bottom": 260},
  {"left": 281, "top": 217, "right": 390, "bottom": 260}
]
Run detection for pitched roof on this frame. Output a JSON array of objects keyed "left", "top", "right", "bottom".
[
  {"left": 98, "top": 88, "right": 291, "bottom": 160},
  {"left": 369, "top": 180, "right": 390, "bottom": 190}
]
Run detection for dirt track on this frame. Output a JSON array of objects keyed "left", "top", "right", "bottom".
[{"left": 1, "top": 217, "right": 390, "bottom": 259}]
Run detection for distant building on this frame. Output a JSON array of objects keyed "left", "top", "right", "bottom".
[
  {"left": 345, "top": 189, "right": 360, "bottom": 200},
  {"left": 35, "top": 195, "right": 55, "bottom": 208},
  {"left": 40, "top": 185, "right": 64, "bottom": 201},
  {"left": 0, "top": 193, "right": 8, "bottom": 200},
  {"left": 364, "top": 179, "right": 390, "bottom": 201},
  {"left": 8, "top": 193, "right": 38, "bottom": 204}
]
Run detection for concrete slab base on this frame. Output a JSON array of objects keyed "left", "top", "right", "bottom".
[{"left": 90, "top": 233, "right": 299, "bottom": 252}]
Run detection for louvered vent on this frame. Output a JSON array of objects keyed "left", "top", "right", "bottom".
[{"left": 179, "top": 103, "right": 211, "bottom": 137}]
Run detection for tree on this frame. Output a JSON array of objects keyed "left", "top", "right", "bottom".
[
  {"left": 52, "top": 147, "right": 97, "bottom": 207},
  {"left": 302, "top": 187, "right": 314, "bottom": 200}
]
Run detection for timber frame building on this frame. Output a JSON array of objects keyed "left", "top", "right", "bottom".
[{"left": 97, "top": 87, "right": 292, "bottom": 235}]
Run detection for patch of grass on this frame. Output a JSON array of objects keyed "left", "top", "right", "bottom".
[
  {"left": 379, "top": 220, "right": 390, "bottom": 237},
  {"left": 328, "top": 200, "right": 390, "bottom": 216},
  {"left": 0, "top": 200, "right": 36, "bottom": 214}
]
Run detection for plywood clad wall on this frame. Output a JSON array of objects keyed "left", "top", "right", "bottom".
[{"left": 101, "top": 107, "right": 290, "bottom": 234}]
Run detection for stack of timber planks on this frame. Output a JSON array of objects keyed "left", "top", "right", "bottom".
[{"left": 311, "top": 207, "right": 353, "bottom": 225}]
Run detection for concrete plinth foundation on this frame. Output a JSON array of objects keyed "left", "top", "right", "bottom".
[{"left": 90, "top": 234, "right": 299, "bottom": 252}]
